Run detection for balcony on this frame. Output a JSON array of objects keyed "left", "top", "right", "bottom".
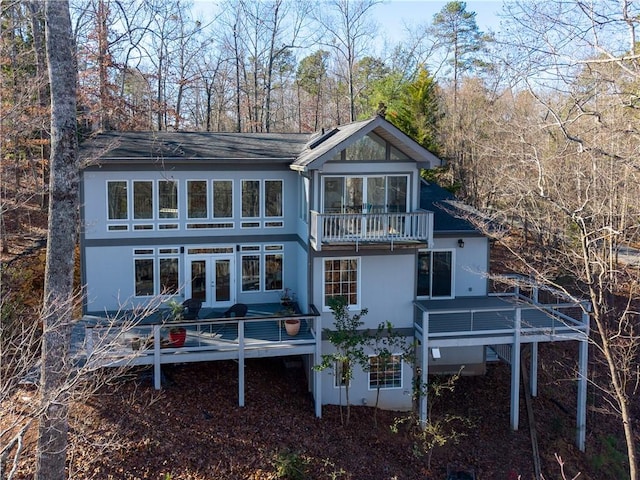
[{"left": 310, "top": 210, "right": 433, "bottom": 251}]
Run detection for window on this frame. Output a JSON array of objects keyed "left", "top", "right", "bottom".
[
  {"left": 334, "top": 360, "right": 350, "bottom": 387},
  {"left": 159, "top": 257, "right": 179, "bottom": 294},
  {"left": 134, "top": 258, "right": 154, "bottom": 296},
  {"left": 369, "top": 355, "right": 402, "bottom": 389},
  {"left": 242, "top": 180, "right": 260, "bottom": 218},
  {"left": 213, "top": 180, "right": 233, "bottom": 218},
  {"left": 300, "top": 176, "right": 309, "bottom": 223},
  {"left": 187, "top": 180, "right": 208, "bottom": 218},
  {"left": 133, "top": 181, "right": 153, "bottom": 219},
  {"left": 158, "top": 180, "right": 178, "bottom": 218},
  {"left": 107, "top": 181, "right": 128, "bottom": 220},
  {"left": 265, "top": 180, "right": 283, "bottom": 217},
  {"left": 345, "top": 133, "right": 386, "bottom": 160},
  {"left": 322, "top": 175, "right": 408, "bottom": 214},
  {"left": 417, "top": 250, "right": 453, "bottom": 298},
  {"left": 265, "top": 252, "right": 283, "bottom": 291},
  {"left": 135, "top": 250, "right": 180, "bottom": 297},
  {"left": 324, "top": 258, "right": 359, "bottom": 308},
  {"left": 241, "top": 254, "right": 260, "bottom": 291}
]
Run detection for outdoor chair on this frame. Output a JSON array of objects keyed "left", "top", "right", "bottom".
[
  {"left": 182, "top": 298, "right": 202, "bottom": 320},
  {"left": 223, "top": 303, "right": 248, "bottom": 318}
]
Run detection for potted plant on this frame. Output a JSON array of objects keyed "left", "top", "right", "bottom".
[
  {"left": 284, "top": 318, "right": 300, "bottom": 336},
  {"left": 280, "top": 288, "right": 295, "bottom": 307},
  {"left": 165, "top": 299, "right": 187, "bottom": 347}
]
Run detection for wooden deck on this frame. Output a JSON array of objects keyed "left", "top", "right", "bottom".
[
  {"left": 77, "top": 303, "right": 321, "bottom": 392},
  {"left": 414, "top": 294, "right": 589, "bottom": 347}
]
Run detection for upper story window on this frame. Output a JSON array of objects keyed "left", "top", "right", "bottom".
[
  {"left": 213, "top": 180, "right": 233, "bottom": 218},
  {"left": 417, "top": 250, "right": 453, "bottom": 298},
  {"left": 107, "top": 181, "right": 128, "bottom": 220},
  {"left": 324, "top": 257, "right": 359, "bottom": 309},
  {"left": 187, "top": 180, "right": 208, "bottom": 219},
  {"left": 323, "top": 175, "right": 408, "bottom": 214},
  {"left": 242, "top": 179, "right": 283, "bottom": 219},
  {"left": 331, "top": 133, "right": 411, "bottom": 161},
  {"left": 158, "top": 180, "right": 178, "bottom": 219},
  {"left": 133, "top": 181, "right": 153, "bottom": 219},
  {"left": 242, "top": 180, "right": 260, "bottom": 218},
  {"left": 265, "top": 180, "right": 283, "bottom": 217},
  {"left": 345, "top": 133, "right": 386, "bottom": 160}
]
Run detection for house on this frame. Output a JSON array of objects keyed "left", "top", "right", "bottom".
[{"left": 80, "top": 115, "right": 589, "bottom": 450}]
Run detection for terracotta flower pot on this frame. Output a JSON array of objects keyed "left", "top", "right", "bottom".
[
  {"left": 169, "top": 327, "right": 186, "bottom": 347},
  {"left": 284, "top": 319, "right": 300, "bottom": 336}
]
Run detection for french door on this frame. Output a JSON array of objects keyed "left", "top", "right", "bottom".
[{"left": 187, "top": 255, "right": 235, "bottom": 308}]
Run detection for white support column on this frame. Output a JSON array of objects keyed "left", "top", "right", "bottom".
[
  {"left": 238, "top": 320, "right": 245, "bottom": 407},
  {"left": 530, "top": 341, "right": 538, "bottom": 397},
  {"left": 576, "top": 310, "right": 590, "bottom": 451},
  {"left": 510, "top": 308, "right": 521, "bottom": 430},
  {"left": 314, "top": 315, "right": 322, "bottom": 418},
  {"left": 153, "top": 324, "right": 161, "bottom": 390},
  {"left": 419, "top": 312, "right": 429, "bottom": 426}
]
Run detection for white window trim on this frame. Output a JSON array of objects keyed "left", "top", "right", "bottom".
[
  {"left": 157, "top": 179, "right": 179, "bottom": 220},
  {"left": 416, "top": 248, "right": 456, "bottom": 300},
  {"left": 186, "top": 179, "right": 209, "bottom": 220},
  {"left": 106, "top": 180, "right": 129, "bottom": 221},
  {"left": 367, "top": 353, "right": 403, "bottom": 391},
  {"left": 132, "top": 180, "right": 155, "bottom": 221},
  {"left": 240, "top": 179, "right": 261, "bottom": 219},
  {"left": 322, "top": 257, "right": 361, "bottom": 312},
  {"left": 321, "top": 174, "right": 410, "bottom": 214},
  {"left": 264, "top": 179, "right": 284, "bottom": 218},
  {"left": 333, "top": 360, "right": 351, "bottom": 389},
  {"left": 264, "top": 249, "right": 284, "bottom": 292},
  {"left": 240, "top": 252, "right": 261, "bottom": 293},
  {"left": 212, "top": 179, "right": 234, "bottom": 219}
]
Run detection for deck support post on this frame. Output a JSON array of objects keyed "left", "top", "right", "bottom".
[
  {"left": 153, "top": 324, "right": 161, "bottom": 390},
  {"left": 419, "top": 311, "right": 429, "bottom": 426},
  {"left": 510, "top": 308, "right": 521, "bottom": 430},
  {"left": 238, "top": 320, "right": 245, "bottom": 407},
  {"left": 530, "top": 341, "right": 538, "bottom": 397},
  {"left": 576, "top": 309, "right": 590, "bottom": 452},
  {"left": 314, "top": 316, "right": 322, "bottom": 418}
]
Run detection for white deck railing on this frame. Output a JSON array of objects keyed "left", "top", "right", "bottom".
[{"left": 310, "top": 210, "right": 433, "bottom": 250}]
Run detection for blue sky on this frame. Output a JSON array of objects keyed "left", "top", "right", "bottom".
[{"left": 375, "top": 0, "right": 504, "bottom": 41}]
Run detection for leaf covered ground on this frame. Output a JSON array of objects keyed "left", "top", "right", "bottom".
[{"left": 8, "top": 349, "right": 615, "bottom": 480}]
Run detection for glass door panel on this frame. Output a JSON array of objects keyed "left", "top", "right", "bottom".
[
  {"left": 215, "top": 258, "right": 231, "bottom": 303},
  {"left": 432, "top": 251, "right": 452, "bottom": 297},
  {"left": 323, "top": 177, "right": 344, "bottom": 213},
  {"left": 387, "top": 176, "right": 408, "bottom": 213},
  {"left": 190, "top": 260, "right": 208, "bottom": 303},
  {"left": 366, "top": 177, "right": 385, "bottom": 212}
]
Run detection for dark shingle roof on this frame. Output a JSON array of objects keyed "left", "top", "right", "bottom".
[
  {"left": 292, "top": 116, "right": 441, "bottom": 171},
  {"left": 420, "top": 180, "right": 481, "bottom": 234},
  {"left": 81, "top": 131, "right": 312, "bottom": 165}
]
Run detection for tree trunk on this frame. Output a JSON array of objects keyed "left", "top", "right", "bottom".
[{"left": 35, "top": 1, "right": 79, "bottom": 478}]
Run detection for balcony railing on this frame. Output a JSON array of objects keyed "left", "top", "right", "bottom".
[{"left": 310, "top": 210, "right": 433, "bottom": 250}]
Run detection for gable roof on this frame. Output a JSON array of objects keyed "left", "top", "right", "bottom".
[
  {"left": 80, "top": 116, "right": 443, "bottom": 171},
  {"left": 292, "top": 116, "right": 442, "bottom": 172},
  {"left": 419, "top": 180, "right": 482, "bottom": 235},
  {"left": 81, "top": 131, "right": 312, "bottom": 166}
]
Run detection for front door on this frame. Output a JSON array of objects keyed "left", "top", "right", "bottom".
[{"left": 187, "top": 255, "right": 234, "bottom": 308}]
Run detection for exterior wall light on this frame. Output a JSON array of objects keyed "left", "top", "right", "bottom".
[{"left": 458, "top": 239, "right": 465, "bottom": 248}]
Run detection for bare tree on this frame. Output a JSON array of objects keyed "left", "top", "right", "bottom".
[
  {"left": 35, "top": 1, "right": 78, "bottom": 477},
  {"left": 312, "top": 0, "right": 381, "bottom": 122},
  {"left": 455, "top": 3, "right": 640, "bottom": 477}
]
